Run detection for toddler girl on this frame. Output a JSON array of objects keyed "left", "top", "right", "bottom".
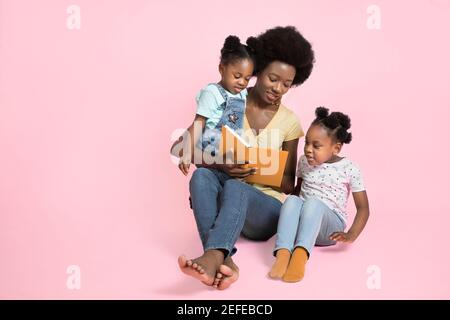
[{"left": 269, "top": 107, "right": 370, "bottom": 282}]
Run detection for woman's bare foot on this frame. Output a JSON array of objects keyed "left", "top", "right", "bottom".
[
  {"left": 178, "top": 250, "right": 225, "bottom": 286},
  {"left": 213, "top": 257, "right": 239, "bottom": 290}
]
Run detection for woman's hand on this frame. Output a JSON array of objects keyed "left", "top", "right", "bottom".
[
  {"left": 329, "top": 231, "right": 356, "bottom": 243},
  {"left": 219, "top": 164, "right": 256, "bottom": 179}
]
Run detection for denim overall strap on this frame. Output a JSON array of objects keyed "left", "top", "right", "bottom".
[
  {"left": 214, "top": 85, "right": 245, "bottom": 131},
  {"left": 210, "top": 83, "right": 229, "bottom": 106},
  {"left": 197, "top": 84, "right": 245, "bottom": 157}
]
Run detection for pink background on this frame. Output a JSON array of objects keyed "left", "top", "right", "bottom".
[{"left": 1, "top": 0, "right": 449, "bottom": 299}]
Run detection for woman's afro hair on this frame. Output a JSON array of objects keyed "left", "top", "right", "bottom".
[{"left": 246, "top": 26, "right": 315, "bottom": 86}]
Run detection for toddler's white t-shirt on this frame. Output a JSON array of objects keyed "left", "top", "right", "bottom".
[{"left": 297, "top": 155, "right": 365, "bottom": 222}]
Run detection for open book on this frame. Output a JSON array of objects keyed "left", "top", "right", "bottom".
[{"left": 219, "top": 125, "right": 289, "bottom": 187}]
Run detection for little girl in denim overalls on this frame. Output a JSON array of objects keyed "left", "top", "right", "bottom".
[
  {"left": 197, "top": 83, "right": 246, "bottom": 158},
  {"left": 171, "top": 36, "right": 256, "bottom": 214},
  {"left": 175, "top": 35, "right": 255, "bottom": 183}
]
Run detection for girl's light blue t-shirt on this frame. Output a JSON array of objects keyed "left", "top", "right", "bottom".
[{"left": 195, "top": 84, "right": 247, "bottom": 129}]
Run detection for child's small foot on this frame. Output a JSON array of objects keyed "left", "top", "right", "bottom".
[
  {"left": 269, "top": 248, "right": 291, "bottom": 279},
  {"left": 178, "top": 250, "right": 224, "bottom": 286},
  {"left": 282, "top": 247, "right": 308, "bottom": 283},
  {"left": 213, "top": 257, "right": 239, "bottom": 290}
]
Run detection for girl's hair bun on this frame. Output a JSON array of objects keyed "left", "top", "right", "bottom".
[
  {"left": 315, "top": 106, "right": 329, "bottom": 119},
  {"left": 246, "top": 36, "right": 261, "bottom": 54},
  {"left": 220, "top": 35, "right": 254, "bottom": 65},
  {"left": 336, "top": 113, "right": 351, "bottom": 130},
  {"left": 222, "top": 35, "right": 241, "bottom": 53},
  {"left": 312, "top": 106, "right": 353, "bottom": 144}
]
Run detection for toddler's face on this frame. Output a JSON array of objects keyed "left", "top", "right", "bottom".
[
  {"left": 219, "top": 59, "right": 254, "bottom": 94},
  {"left": 304, "top": 125, "right": 342, "bottom": 166}
]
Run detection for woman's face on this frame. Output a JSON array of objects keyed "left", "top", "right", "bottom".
[{"left": 254, "top": 61, "right": 296, "bottom": 105}]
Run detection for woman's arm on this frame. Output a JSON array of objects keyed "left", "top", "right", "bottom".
[
  {"left": 278, "top": 138, "right": 299, "bottom": 195},
  {"left": 330, "top": 191, "right": 370, "bottom": 243}
]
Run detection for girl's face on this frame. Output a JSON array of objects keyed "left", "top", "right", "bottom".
[
  {"left": 253, "top": 61, "right": 296, "bottom": 105},
  {"left": 304, "top": 124, "right": 342, "bottom": 166},
  {"left": 219, "top": 59, "right": 254, "bottom": 95}
]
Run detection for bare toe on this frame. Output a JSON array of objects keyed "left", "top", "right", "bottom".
[
  {"left": 178, "top": 255, "right": 212, "bottom": 285},
  {"left": 178, "top": 251, "right": 225, "bottom": 286},
  {"left": 178, "top": 255, "right": 188, "bottom": 268},
  {"left": 217, "top": 264, "right": 239, "bottom": 290}
]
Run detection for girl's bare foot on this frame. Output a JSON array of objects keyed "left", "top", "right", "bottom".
[
  {"left": 178, "top": 250, "right": 225, "bottom": 286},
  {"left": 213, "top": 257, "right": 239, "bottom": 290}
]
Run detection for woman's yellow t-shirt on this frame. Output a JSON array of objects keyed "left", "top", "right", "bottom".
[{"left": 242, "top": 104, "right": 304, "bottom": 202}]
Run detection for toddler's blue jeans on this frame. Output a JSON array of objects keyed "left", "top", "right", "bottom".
[{"left": 273, "top": 195, "right": 346, "bottom": 257}]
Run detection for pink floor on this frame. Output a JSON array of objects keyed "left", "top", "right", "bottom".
[{"left": 1, "top": 180, "right": 449, "bottom": 299}]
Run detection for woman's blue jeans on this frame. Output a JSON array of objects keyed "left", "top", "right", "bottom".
[
  {"left": 189, "top": 167, "right": 282, "bottom": 257},
  {"left": 273, "top": 195, "right": 346, "bottom": 257}
]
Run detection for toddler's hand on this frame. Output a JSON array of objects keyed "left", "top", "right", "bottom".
[
  {"left": 178, "top": 158, "right": 191, "bottom": 176},
  {"left": 329, "top": 231, "right": 356, "bottom": 243}
]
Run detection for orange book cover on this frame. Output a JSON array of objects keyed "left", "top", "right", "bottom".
[{"left": 219, "top": 125, "right": 289, "bottom": 187}]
